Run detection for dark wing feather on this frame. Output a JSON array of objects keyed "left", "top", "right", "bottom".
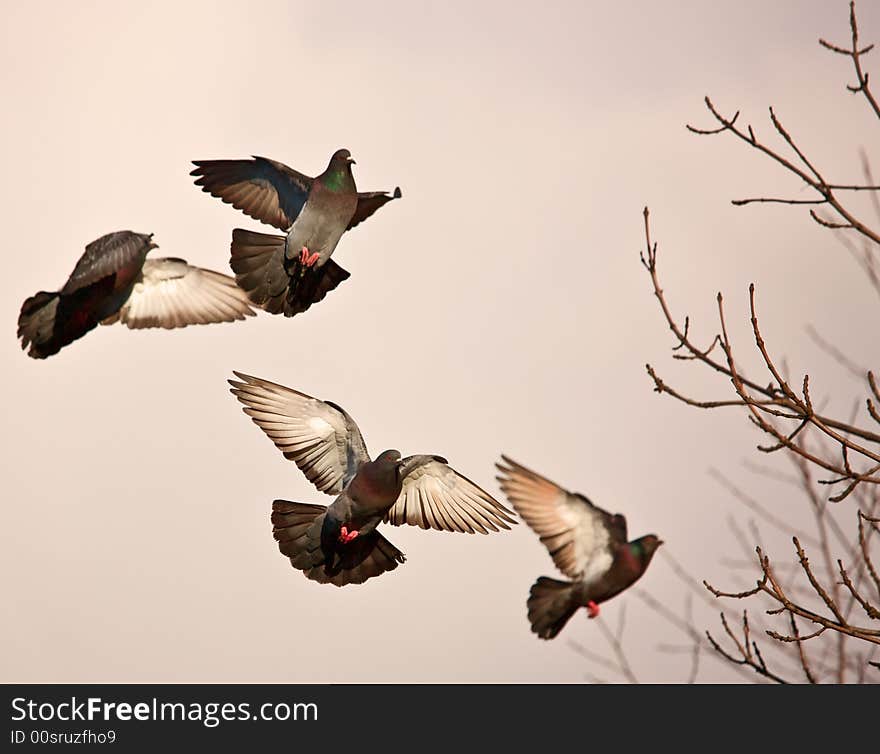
[
  {"left": 347, "top": 187, "right": 402, "bottom": 230},
  {"left": 61, "top": 231, "right": 155, "bottom": 293},
  {"left": 191, "top": 155, "right": 313, "bottom": 231}
]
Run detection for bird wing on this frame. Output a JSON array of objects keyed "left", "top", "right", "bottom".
[
  {"left": 106, "top": 258, "right": 256, "bottom": 329},
  {"left": 62, "top": 231, "right": 155, "bottom": 293},
  {"left": 384, "top": 455, "right": 517, "bottom": 534},
  {"left": 347, "top": 187, "right": 403, "bottom": 230},
  {"left": 191, "top": 155, "right": 313, "bottom": 231},
  {"left": 495, "top": 455, "right": 627, "bottom": 581},
  {"left": 228, "top": 372, "right": 370, "bottom": 495}
]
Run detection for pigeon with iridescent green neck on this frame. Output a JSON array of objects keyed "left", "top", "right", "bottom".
[
  {"left": 496, "top": 456, "right": 662, "bottom": 639},
  {"left": 191, "top": 149, "right": 401, "bottom": 317}
]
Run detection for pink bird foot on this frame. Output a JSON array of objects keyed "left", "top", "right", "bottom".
[
  {"left": 338, "top": 525, "right": 360, "bottom": 544},
  {"left": 299, "top": 247, "right": 320, "bottom": 267},
  {"left": 586, "top": 601, "right": 600, "bottom": 619}
]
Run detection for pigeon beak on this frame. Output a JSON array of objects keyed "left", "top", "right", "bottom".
[
  {"left": 658, "top": 540, "right": 665, "bottom": 546},
  {"left": 347, "top": 157, "right": 356, "bottom": 165}
]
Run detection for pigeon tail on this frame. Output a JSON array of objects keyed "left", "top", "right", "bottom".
[
  {"left": 230, "top": 229, "right": 350, "bottom": 317},
  {"left": 284, "top": 257, "right": 350, "bottom": 317},
  {"left": 527, "top": 576, "right": 580, "bottom": 640},
  {"left": 18, "top": 272, "right": 126, "bottom": 359},
  {"left": 230, "top": 229, "right": 289, "bottom": 314},
  {"left": 272, "top": 500, "right": 405, "bottom": 587},
  {"left": 17, "top": 290, "right": 62, "bottom": 358}
]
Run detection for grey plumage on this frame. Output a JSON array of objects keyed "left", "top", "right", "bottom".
[{"left": 191, "top": 150, "right": 401, "bottom": 317}]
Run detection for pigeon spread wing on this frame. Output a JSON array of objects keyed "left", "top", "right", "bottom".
[
  {"left": 61, "top": 231, "right": 155, "bottom": 293},
  {"left": 347, "top": 188, "right": 403, "bottom": 230},
  {"left": 105, "top": 258, "right": 255, "bottom": 329},
  {"left": 228, "top": 373, "right": 370, "bottom": 495},
  {"left": 384, "top": 455, "right": 517, "bottom": 534},
  {"left": 191, "top": 156, "right": 313, "bottom": 231},
  {"left": 495, "top": 455, "right": 627, "bottom": 582}
]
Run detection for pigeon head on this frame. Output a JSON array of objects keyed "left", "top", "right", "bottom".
[
  {"left": 630, "top": 534, "right": 663, "bottom": 565},
  {"left": 329, "top": 148, "right": 356, "bottom": 168},
  {"left": 376, "top": 449, "right": 402, "bottom": 465},
  {"left": 375, "top": 449, "right": 404, "bottom": 478},
  {"left": 320, "top": 149, "right": 357, "bottom": 192},
  {"left": 353, "top": 449, "right": 404, "bottom": 501}
]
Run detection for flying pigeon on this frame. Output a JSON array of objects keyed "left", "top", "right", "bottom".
[
  {"left": 191, "top": 150, "right": 401, "bottom": 317},
  {"left": 228, "top": 372, "right": 517, "bottom": 587},
  {"left": 496, "top": 456, "right": 662, "bottom": 640},
  {"left": 17, "top": 230, "right": 256, "bottom": 359}
]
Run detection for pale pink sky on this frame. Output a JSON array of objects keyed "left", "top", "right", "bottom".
[{"left": 2, "top": 0, "right": 877, "bottom": 682}]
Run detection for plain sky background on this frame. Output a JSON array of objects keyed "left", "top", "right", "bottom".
[{"left": 3, "top": 0, "right": 878, "bottom": 682}]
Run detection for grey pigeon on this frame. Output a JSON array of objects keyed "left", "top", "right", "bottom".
[
  {"left": 17, "top": 230, "right": 255, "bottom": 359},
  {"left": 191, "top": 150, "right": 401, "bottom": 317},
  {"left": 229, "top": 372, "right": 517, "bottom": 587},
  {"left": 496, "top": 456, "right": 662, "bottom": 639}
]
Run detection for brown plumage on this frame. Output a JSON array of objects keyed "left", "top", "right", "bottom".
[
  {"left": 496, "top": 455, "right": 662, "bottom": 639},
  {"left": 18, "top": 231, "right": 255, "bottom": 359}
]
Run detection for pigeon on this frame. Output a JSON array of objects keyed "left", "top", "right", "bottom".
[
  {"left": 496, "top": 456, "right": 662, "bottom": 640},
  {"left": 17, "top": 230, "right": 256, "bottom": 359},
  {"left": 191, "top": 150, "right": 401, "bottom": 317},
  {"left": 228, "top": 372, "right": 517, "bottom": 587}
]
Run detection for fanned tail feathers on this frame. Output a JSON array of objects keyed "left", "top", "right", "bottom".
[
  {"left": 230, "top": 229, "right": 349, "bottom": 317},
  {"left": 271, "top": 500, "right": 405, "bottom": 587},
  {"left": 527, "top": 577, "right": 579, "bottom": 640},
  {"left": 17, "top": 291, "right": 61, "bottom": 358}
]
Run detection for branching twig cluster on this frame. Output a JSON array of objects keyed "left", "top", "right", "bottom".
[
  {"left": 639, "top": 1, "right": 880, "bottom": 502},
  {"left": 703, "top": 521, "right": 880, "bottom": 675},
  {"left": 571, "top": 2, "right": 879, "bottom": 685},
  {"left": 641, "top": 207, "right": 880, "bottom": 502},
  {"left": 631, "top": 1, "right": 880, "bottom": 683},
  {"left": 686, "top": 2, "right": 880, "bottom": 247}
]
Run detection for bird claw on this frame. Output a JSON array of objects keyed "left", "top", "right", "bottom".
[
  {"left": 338, "top": 525, "right": 359, "bottom": 544},
  {"left": 299, "top": 247, "right": 320, "bottom": 267},
  {"left": 587, "top": 601, "right": 600, "bottom": 619}
]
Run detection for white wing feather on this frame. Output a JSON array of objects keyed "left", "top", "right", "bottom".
[
  {"left": 228, "top": 372, "right": 370, "bottom": 495},
  {"left": 113, "top": 258, "right": 255, "bottom": 329},
  {"left": 496, "top": 456, "right": 623, "bottom": 582},
  {"left": 385, "top": 456, "right": 517, "bottom": 534}
]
